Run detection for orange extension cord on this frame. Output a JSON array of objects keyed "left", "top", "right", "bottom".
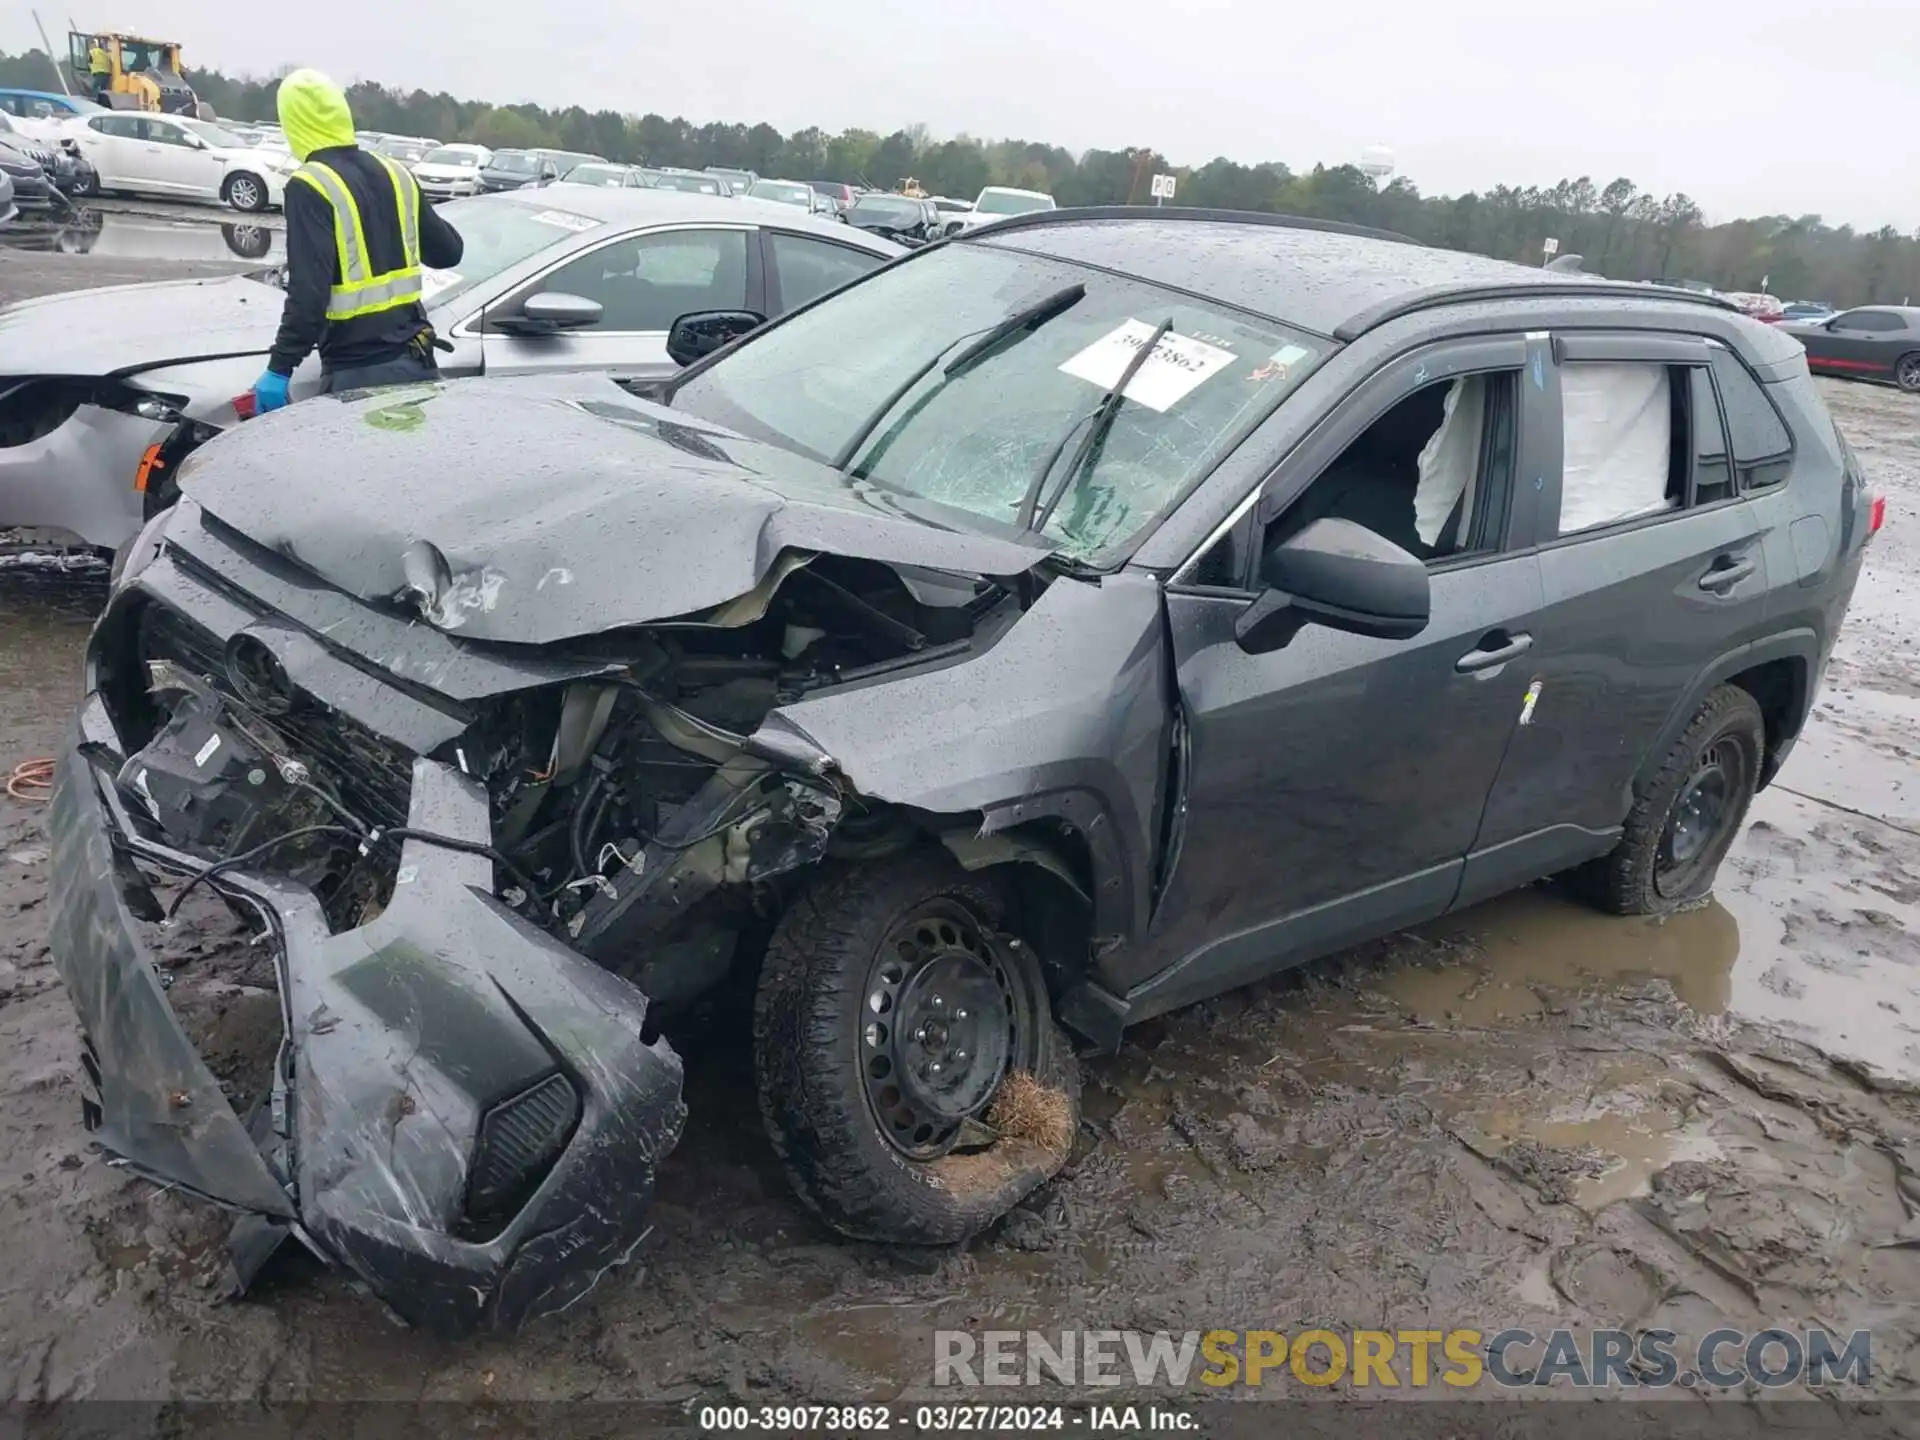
[{"left": 6, "top": 758, "right": 53, "bottom": 803}]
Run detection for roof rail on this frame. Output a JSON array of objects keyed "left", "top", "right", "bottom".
[
  {"left": 1333, "top": 280, "right": 1740, "bottom": 342},
  {"left": 956, "top": 205, "right": 1425, "bottom": 249}
]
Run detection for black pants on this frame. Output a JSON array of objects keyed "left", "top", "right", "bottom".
[{"left": 319, "top": 351, "right": 439, "bottom": 394}]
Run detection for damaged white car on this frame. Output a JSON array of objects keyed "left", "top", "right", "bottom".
[{"left": 0, "top": 185, "right": 898, "bottom": 548}]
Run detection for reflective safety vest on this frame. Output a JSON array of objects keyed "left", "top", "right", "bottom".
[
  {"left": 289, "top": 155, "right": 425, "bottom": 322},
  {"left": 88, "top": 47, "right": 110, "bottom": 75}
]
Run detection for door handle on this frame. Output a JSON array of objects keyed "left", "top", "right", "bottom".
[
  {"left": 1456, "top": 631, "right": 1533, "bottom": 673},
  {"left": 1698, "top": 555, "right": 1756, "bottom": 593}
]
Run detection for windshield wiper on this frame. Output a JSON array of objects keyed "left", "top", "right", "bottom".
[
  {"left": 1015, "top": 316, "right": 1172, "bottom": 534},
  {"left": 829, "top": 284, "right": 1087, "bottom": 471},
  {"left": 941, "top": 283, "right": 1085, "bottom": 377}
]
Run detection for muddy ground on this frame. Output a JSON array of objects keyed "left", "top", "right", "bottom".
[{"left": 2, "top": 248, "right": 1918, "bottom": 1413}]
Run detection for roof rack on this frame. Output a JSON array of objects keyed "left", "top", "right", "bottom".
[
  {"left": 1333, "top": 280, "right": 1740, "bottom": 342},
  {"left": 955, "top": 205, "right": 1425, "bottom": 249}
]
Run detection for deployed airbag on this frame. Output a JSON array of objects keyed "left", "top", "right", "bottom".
[
  {"left": 1414, "top": 376, "right": 1485, "bottom": 547},
  {"left": 1559, "top": 363, "right": 1673, "bottom": 535}
]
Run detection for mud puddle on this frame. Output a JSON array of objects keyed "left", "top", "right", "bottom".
[
  {"left": 0, "top": 385, "right": 1917, "bottom": 1406},
  {"left": 0, "top": 207, "right": 282, "bottom": 264}
]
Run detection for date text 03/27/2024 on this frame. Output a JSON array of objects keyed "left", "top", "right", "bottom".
[{"left": 696, "top": 1404, "right": 1194, "bottom": 1432}]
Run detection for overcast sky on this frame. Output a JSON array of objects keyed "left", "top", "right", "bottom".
[{"left": 12, "top": 0, "right": 1914, "bottom": 230}]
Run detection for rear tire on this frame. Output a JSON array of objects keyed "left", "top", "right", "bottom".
[
  {"left": 1580, "top": 684, "right": 1765, "bottom": 916},
  {"left": 1896, "top": 353, "right": 1920, "bottom": 394},
  {"left": 753, "top": 851, "right": 1079, "bottom": 1244}
]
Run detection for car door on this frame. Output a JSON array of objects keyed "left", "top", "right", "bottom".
[
  {"left": 1118, "top": 335, "right": 1550, "bottom": 1013},
  {"left": 1464, "top": 333, "right": 1774, "bottom": 906},
  {"left": 74, "top": 113, "right": 138, "bottom": 188},
  {"left": 763, "top": 228, "right": 890, "bottom": 313},
  {"left": 143, "top": 116, "right": 222, "bottom": 197},
  {"left": 479, "top": 224, "right": 764, "bottom": 382},
  {"left": 1807, "top": 309, "right": 1901, "bottom": 381}
]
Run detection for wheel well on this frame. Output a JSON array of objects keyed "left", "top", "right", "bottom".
[
  {"left": 929, "top": 819, "right": 1097, "bottom": 1001},
  {"left": 1725, "top": 656, "right": 1807, "bottom": 785}
]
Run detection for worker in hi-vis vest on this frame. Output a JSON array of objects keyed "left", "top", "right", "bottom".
[{"left": 252, "top": 69, "right": 463, "bottom": 412}]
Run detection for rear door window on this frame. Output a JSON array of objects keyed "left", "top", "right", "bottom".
[
  {"left": 1555, "top": 362, "right": 1677, "bottom": 535},
  {"left": 1688, "top": 368, "right": 1735, "bottom": 506}
]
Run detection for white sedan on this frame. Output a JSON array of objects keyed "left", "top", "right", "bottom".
[
  {"left": 0, "top": 188, "right": 903, "bottom": 549},
  {"left": 62, "top": 111, "right": 295, "bottom": 213}
]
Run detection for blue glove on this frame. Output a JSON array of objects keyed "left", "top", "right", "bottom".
[{"left": 252, "top": 370, "right": 291, "bottom": 413}]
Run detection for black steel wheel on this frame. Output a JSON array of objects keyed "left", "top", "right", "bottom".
[
  {"left": 860, "top": 897, "right": 1039, "bottom": 1160},
  {"left": 1896, "top": 353, "right": 1920, "bottom": 395},
  {"left": 1580, "top": 683, "right": 1764, "bottom": 916},
  {"left": 755, "top": 850, "right": 1079, "bottom": 1244}
]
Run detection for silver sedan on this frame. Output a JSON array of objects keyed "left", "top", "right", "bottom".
[{"left": 0, "top": 186, "right": 903, "bottom": 549}]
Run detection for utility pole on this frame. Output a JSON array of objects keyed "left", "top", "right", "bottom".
[{"left": 32, "top": 11, "right": 73, "bottom": 94}]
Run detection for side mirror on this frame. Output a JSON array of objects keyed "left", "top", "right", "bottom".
[
  {"left": 496, "top": 290, "right": 604, "bottom": 334},
  {"left": 1234, "top": 517, "right": 1431, "bottom": 655},
  {"left": 666, "top": 309, "right": 766, "bottom": 367}
]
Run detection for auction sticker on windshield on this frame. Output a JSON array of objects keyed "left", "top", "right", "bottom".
[
  {"left": 1058, "top": 320, "right": 1236, "bottom": 413},
  {"left": 528, "top": 209, "right": 597, "bottom": 231}
]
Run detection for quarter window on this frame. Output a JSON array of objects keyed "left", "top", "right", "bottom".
[
  {"left": 530, "top": 229, "right": 749, "bottom": 332},
  {"left": 1707, "top": 350, "right": 1793, "bottom": 490}
]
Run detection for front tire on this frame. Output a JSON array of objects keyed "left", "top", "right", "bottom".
[
  {"left": 223, "top": 172, "right": 267, "bottom": 214},
  {"left": 1896, "top": 353, "right": 1920, "bottom": 394},
  {"left": 754, "top": 851, "right": 1080, "bottom": 1244},
  {"left": 1581, "top": 684, "right": 1765, "bottom": 915}
]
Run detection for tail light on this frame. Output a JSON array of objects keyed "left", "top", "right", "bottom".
[
  {"left": 1869, "top": 494, "right": 1886, "bottom": 537},
  {"left": 230, "top": 391, "right": 257, "bottom": 421}
]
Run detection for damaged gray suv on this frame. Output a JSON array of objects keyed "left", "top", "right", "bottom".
[{"left": 50, "top": 207, "right": 1878, "bottom": 1336}]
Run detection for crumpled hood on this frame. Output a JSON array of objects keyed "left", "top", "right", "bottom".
[
  {"left": 0, "top": 273, "right": 288, "bottom": 378},
  {"left": 177, "top": 372, "right": 1055, "bottom": 646}
]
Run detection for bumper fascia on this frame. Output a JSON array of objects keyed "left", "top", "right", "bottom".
[
  {"left": 49, "top": 690, "right": 687, "bottom": 1336},
  {"left": 0, "top": 402, "right": 156, "bottom": 548}
]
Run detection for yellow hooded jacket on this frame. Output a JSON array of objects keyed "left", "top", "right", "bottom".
[{"left": 277, "top": 67, "right": 356, "bottom": 161}]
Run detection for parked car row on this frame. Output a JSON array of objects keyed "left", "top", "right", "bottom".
[{"left": 0, "top": 107, "right": 97, "bottom": 222}]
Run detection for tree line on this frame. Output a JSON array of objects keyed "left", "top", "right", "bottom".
[{"left": 5, "top": 46, "right": 1915, "bottom": 306}]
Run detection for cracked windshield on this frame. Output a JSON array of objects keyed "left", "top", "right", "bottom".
[{"left": 675, "top": 244, "right": 1324, "bottom": 555}]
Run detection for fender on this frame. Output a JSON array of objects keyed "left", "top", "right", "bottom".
[{"left": 1631, "top": 628, "right": 1819, "bottom": 798}]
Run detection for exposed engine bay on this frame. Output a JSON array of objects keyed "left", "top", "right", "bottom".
[{"left": 112, "top": 552, "right": 1012, "bottom": 1010}]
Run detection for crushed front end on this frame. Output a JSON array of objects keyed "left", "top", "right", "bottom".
[
  {"left": 49, "top": 492, "right": 1013, "bottom": 1334},
  {"left": 49, "top": 501, "right": 704, "bottom": 1336}
]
